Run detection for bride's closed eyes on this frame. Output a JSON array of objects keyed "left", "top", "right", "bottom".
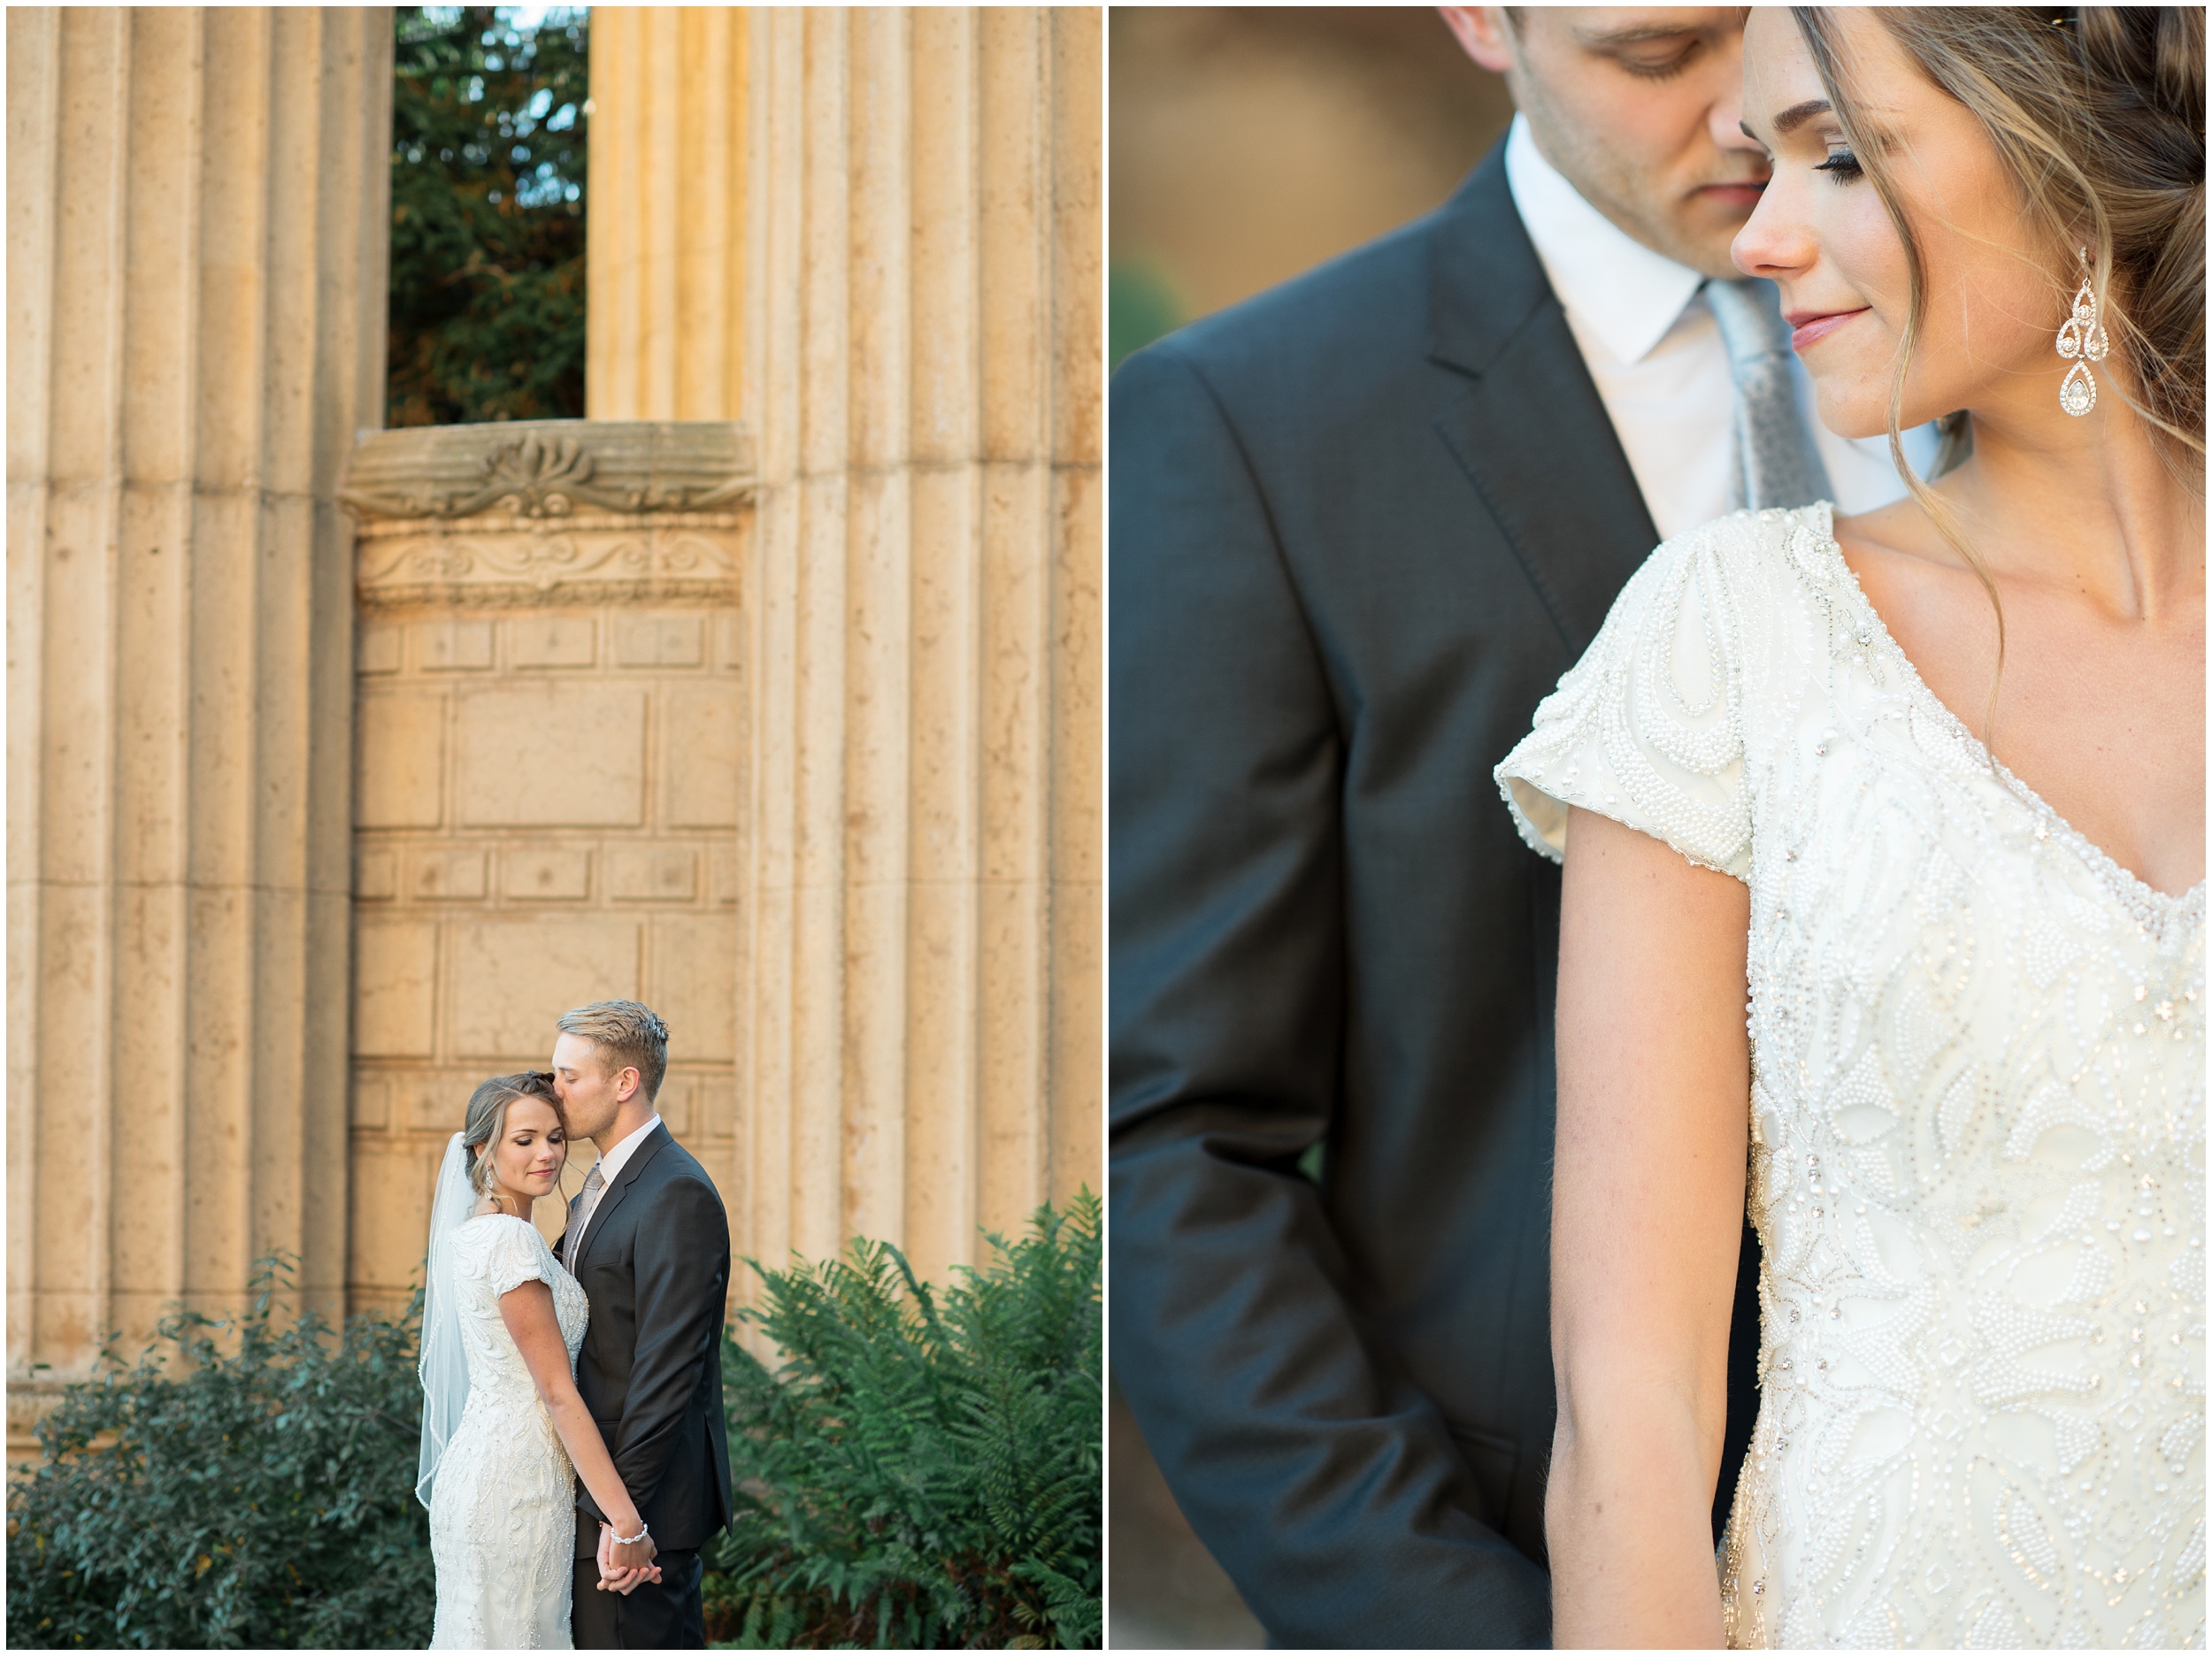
[{"left": 1814, "top": 145, "right": 1863, "bottom": 184}]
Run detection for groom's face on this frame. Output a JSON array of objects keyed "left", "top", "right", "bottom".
[
  {"left": 551, "top": 1031, "right": 633, "bottom": 1142},
  {"left": 1445, "top": 7, "right": 1770, "bottom": 281}
]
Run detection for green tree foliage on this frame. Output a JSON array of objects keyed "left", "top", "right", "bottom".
[
  {"left": 5, "top": 1261, "right": 434, "bottom": 1650},
  {"left": 706, "top": 1194, "right": 1103, "bottom": 1650},
  {"left": 388, "top": 6, "right": 588, "bottom": 426}
]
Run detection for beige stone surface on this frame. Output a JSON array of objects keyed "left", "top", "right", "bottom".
[
  {"left": 10, "top": 8, "right": 1102, "bottom": 1455},
  {"left": 733, "top": 7, "right": 1103, "bottom": 1304},
  {"left": 342, "top": 444, "right": 746, "bottom": 1312},
  {"left": 356, "top": 693, "right": 447, "bottom": 828},
  {"left": 7, "top": 7, "right": 390, "bottom": 1450},
  {"left": 456, "top": 684, "right": 649, "bottom": 827},
  {"left": 451, "top": 918, "right": 643, "bottom": 1059},
  {"left": 588, "top": 7, "right": 749, "bottom": 420}
]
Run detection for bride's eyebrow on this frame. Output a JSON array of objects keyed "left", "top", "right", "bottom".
[{"left": 1744, "top": 97, "right": 1835, "bottom": 145}]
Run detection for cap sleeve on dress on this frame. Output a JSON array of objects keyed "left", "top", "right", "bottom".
[
  {"left": 1494, "top": 519, "right": 1756, "bottom": 881},
  {"left": 482, "top": 1216, "right": 557, "bottom": 1300}
]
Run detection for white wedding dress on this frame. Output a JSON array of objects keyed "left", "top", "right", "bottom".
[
  {"left": 1497, "top": 503, "right": 2204, "bottom": 1648},
  {"left": 427, "top": 1215, "right": 591, "bottom": 1649}
]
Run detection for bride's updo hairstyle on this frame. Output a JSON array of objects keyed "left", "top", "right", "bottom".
[
  {"left": 1793, "top": 6, "right": 2204, "bottom": 734},
  {"left": 463, "top": 1070, "right": 565, "bottom": 1199}
]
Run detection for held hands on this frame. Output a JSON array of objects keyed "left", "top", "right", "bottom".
[{"left": 596, "top": 1520, "right": 662, "bottom": 1594}]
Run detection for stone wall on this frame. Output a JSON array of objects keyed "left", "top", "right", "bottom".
[
  {"left": 7, "top": 5, "right": 391, "bottom": 1452},
  {"left": 588, "top": 8, "right": 1103, "bottom": 1307},
  {"left": 7, "top": 4, "right": 1103, "bottom": 1460},
  {"left": 340, "top": 419, "right": 751, "bottom": 1316}
]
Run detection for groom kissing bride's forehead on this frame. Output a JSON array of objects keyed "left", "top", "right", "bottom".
[
  {"left": 1111, "top": 4, "right": 1940, "bottom": 1649},
  {"left": 418, "top": 998, "right": 733, "bottom": 1650}
]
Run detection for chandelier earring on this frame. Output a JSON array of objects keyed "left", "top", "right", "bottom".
[{"left": 2055, "top": 248, "right": 2108, "bottom": 417}]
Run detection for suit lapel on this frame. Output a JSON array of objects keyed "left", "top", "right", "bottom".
[
  {"left": 577, "top": 1123, "right": 672, "bottom": 1276},
  {"left": 1425, "top": 147, "right": 1658, "bottom": 657}
]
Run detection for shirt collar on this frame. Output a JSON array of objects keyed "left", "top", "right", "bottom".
[
  {"left": 594, "top": 1112, "right": 663, "bottom": 1186},
  {"left": 1503, "top": 113, "right": 1707, "bottom": 366}
]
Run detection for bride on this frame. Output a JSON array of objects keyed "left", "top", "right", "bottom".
[
  {"left": 1497, "top": 6, "right": 2202, "bottom": 1647},
  {"left": 417, "top": 1071, "right": 661, "bottom": 1647}
]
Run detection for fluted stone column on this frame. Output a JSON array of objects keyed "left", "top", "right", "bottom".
[
  {"left": 6, "top": 5, "right": 391, "bottom": 1448},
  {"left": 741, "top": 7, "right": 1102, "bottom": 1291},
  {"left": 586, "top": 7, "right": 749, "bottom": 422}
]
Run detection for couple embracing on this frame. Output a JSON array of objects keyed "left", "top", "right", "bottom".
[
  {"left": 415, "top": 1000, "right": 733, "bottom": 1649},
  {"left": 1114, "top": 5, "right": 2201, "bottom": 1648}
]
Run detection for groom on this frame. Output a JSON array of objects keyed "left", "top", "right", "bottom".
[
  {"left": 1111, "top": 6, "right": 1931, "bottom": 1647},
  {"left": 550, "top": 999, "right": 733, "bottom": 1648}
]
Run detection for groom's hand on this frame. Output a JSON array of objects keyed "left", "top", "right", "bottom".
[{"left": 595, "top": 1522, "right": 662, "bottom": 1593}]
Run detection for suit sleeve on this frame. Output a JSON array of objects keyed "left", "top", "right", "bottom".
[
  {"left": 1109, "top": 342, "right": 1551, "bottom": 1646},
  {"left": 607, "top": 1173, "right": 730, "bottom": 1518}
]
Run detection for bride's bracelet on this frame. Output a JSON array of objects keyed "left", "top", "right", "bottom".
[{"left": 608, "top": 1520, "right": 649, "bottom": 1547}]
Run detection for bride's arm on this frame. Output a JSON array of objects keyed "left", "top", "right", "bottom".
[
  {"left": 1548, "top": 807, "right": 1749, "bottom": 1649},
  {"left": 502, "top": 1279, "right": 661, "bottom": 1582}
]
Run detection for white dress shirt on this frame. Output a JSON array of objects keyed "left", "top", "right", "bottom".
[
  {"left": 1503, "top": 115, "right": 1937, "bottom": 544},
  {"left": 568, "top": 1111, "right": 662, "bottom": 1264}
]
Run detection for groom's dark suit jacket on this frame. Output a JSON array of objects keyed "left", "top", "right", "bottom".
[
  {"left": 1110, "top": 142, "right": 1763, "bottom": 1647},
  {"left": 561, "top": 1123, "right": 733, "bottom": 1557}
]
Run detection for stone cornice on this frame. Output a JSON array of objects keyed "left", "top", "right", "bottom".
[
  {"left": 343, "top": 421, "right": 751, "bottom": 610},
  {"left": 339, "top": 419, "right": 754, "bottom": 520}
]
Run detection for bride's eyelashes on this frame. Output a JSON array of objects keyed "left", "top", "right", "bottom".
[{"left": 1815, "top": 145, "right": 1864, "bottom": 185}]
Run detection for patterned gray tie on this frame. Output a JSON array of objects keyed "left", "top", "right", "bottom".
[
  {"left": 564, "top": 1161, "right": 606, "bottom": 1269},
  {"left": 1706, "top": 277, "right": 1833, "bottom": 511}
]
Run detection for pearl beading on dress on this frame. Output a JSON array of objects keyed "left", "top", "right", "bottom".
[{"left": 1496, "top": 504, "right": 2205, "bottom": 1649}]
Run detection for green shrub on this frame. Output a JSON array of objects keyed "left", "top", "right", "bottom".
[
  {"left": 5, "top": 1260, "right": 434, "bottom": 1650},
  {"left": 705, "top": 1193, "right": 1102, "bottom": 1650}
]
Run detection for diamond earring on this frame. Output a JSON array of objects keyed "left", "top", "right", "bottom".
[{"left": 2055, "top": 249, "right": 2108, "bottom": 417}]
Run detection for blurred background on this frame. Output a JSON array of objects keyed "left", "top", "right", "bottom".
[
  {"left": 1108, "top": 8, "right": 1512, "bottom": 1646},
  {"left": 1110, "top": 6, "right": 1513, "bottom": 372}
]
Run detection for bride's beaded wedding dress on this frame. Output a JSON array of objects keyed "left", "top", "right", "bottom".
[
  {"left": 1498, "top": 503, "right": 2203, "bottom": 1648},
  {"left": 429, "top": 1215, "right": 591, "bottom": 1649}
]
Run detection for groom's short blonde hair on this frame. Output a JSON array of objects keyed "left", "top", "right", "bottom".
[{"left": 557, "top": 1000, "right": 669, "bottom": 1101}]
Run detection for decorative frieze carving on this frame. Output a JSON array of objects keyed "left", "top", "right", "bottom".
[
  {"left": 342, "top": 419, "right": 754, "bottom": 518},
  {"left": 342, "top": 420, "right": 752, "bottom": 610}
]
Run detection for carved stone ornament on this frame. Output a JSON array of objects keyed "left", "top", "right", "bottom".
[
  {"left": 339, "top": 419, "right": 755, "bottom": 520},
  {"left": 343, "top": 420, "right": 753, "bottom": 610}
]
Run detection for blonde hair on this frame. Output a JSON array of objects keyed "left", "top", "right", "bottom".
[
  {"left": 464, "top": 1070, "right": 565, "bottom": 1199},
  {"left": 555, "top": 1000, "right": 669, "bottom": 1102},
  {"left": 1793, "top": 6, "right": 2206, "bottom": 732}
]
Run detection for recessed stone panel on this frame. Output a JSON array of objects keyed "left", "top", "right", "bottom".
[
  {"left": 355, "top": 694, "right": 445, "bottom": 828},
  {"left": 354, "top": 849, "right": 399, "bottom": 901},
  {"left": 358, "top": 625, "right": 403, "bottom": 675},
  {"left": 651, "top": 916, "right": 737, "bottom": 1061},
  {"left": 456, "top": 685, "right": 647, "bottom": 826},
  {"left": 349, "top": 1075, "right": 391, "bottom": 1130},
  {"left": 419, "top": 617, "right": 494, "bottom": 671},
  {"left": 504, "top": 847, "right": 592, "bottom": 901},
  {"left": 354, "top": 920, "right": 438, "bottom": 1057},
  {"left": 609, "top": 847, "right": 696, "bottom": 901},
  {"left": 665, "top": 686, "right": 741, "bottom": 827},
  {"left": 654, "top": 1077, "right": 695, "bottom": 1136},
  {"left": 509, "top": 614, "right": 596, "bottom": 669},
  {"left": 709, "top": 843, "right": 739, "bottom": 905},
  {"left": 349, "top": 1141, "right": 448, "bottom": 1295},
  {"left": 452, "top": 917, "right": 640, "bottom": 1059},
  {"left": 615, "top": 613, "right": 704, "bottom": 668},
  {"left": 412, "top": 849, "right": 488, "bottom": 901}
]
